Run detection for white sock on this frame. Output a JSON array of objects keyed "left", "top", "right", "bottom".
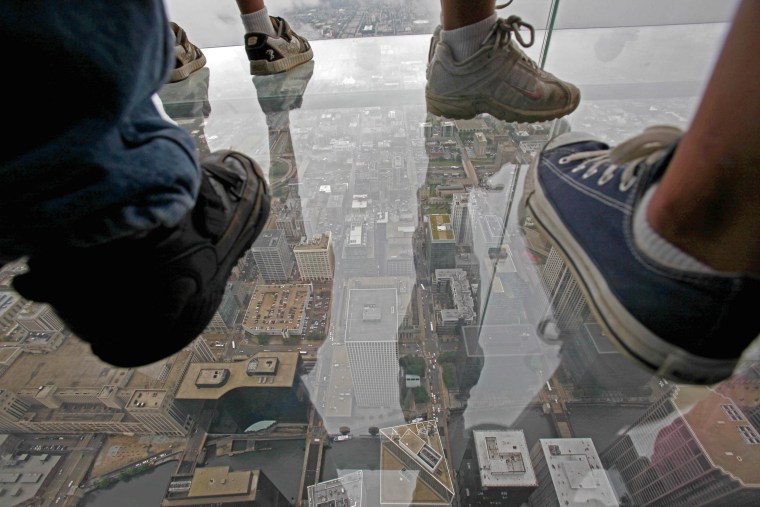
[
  {"left": 241, "top": 7, "right": 276, "bottom": 37},
  {"left": 634, "top": 186, "right": 717, "bottom": 274},
  {"left": 440, "top": 14, "right": 497, "bottom": 62}
]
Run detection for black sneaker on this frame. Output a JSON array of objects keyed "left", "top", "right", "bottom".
[
  {"left": 244, "top": 16, "right": 313, "bottom": 75},
  {"left": 13, "top": 150, "right": 270, "bottom": 367}
]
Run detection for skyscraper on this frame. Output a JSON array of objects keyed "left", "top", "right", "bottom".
[
  {"left": 294, "top": 233, "right": 335, "bottom": 281},
  {"left": 451, "top": 193, "right": 472, "bottom": 247},
  {"left": 251, "top": 229, "right": 295, "bottom": 282},
  {"left": 458, "top": 430, "right": 538, "bottom": 506},
  {"left": 345, "top": 288, "right": 399, "bottom": 407},
  {"left": 601, "top": 385, "right": 760, "bottom": 506},
  {"left": 427, "top": 214, "right": 456, "bottom": 273}
]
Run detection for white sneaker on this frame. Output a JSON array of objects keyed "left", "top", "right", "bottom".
[{"left": 426, "top": 15, "right": 580, "bottom": 122}]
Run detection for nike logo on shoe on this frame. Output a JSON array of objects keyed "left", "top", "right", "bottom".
[{"left": 512, "top": 85, "right": 542, "bottom": 100}]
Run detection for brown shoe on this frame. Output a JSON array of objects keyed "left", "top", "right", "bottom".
[{"left": 169, "top": 22, "right": 207, "bottom": 83}]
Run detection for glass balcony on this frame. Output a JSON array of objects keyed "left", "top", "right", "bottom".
[{"left": 1, "top": 1, "right": 757, "bottom": 506}]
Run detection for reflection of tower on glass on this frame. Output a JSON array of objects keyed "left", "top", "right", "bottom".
[
  {"left": 345, "top": 288, "right": 399, "bottom": 408},
  {"left": 601, "top": 384, "right": 760, "bottom": 506},
  {"left": 541, "top": 246, "right": 590, "bottom": 333},
  {"left": 157, "top": 67, "right": 213, "bottom": 157}
]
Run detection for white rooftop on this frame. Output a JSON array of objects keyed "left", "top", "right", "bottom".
[
  {"left": 474, "top": 430, "right": 537, "bottom": 488},
  {"left": 537, "top": 438, "right": 618, "bottom": 506}
]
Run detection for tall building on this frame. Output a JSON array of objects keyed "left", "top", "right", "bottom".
[
  {"left": 308, "top": 471, "right": 365, "bottom": 507},
  {"left": 541, "top": 247, "right": 590, "bottom": 333},
  {"left": 451, "top": 193, "right": 472, "bottom": 247},
  {"left": 251, "top": 229, "right": 295, "bottom": 283},
  {"left": 294, "top": 233, "right": 335, "bottom": 281},
  {"left": 126, "top": 389, "right": 194, "bottom": 436},
  {"left": 433, "top": 269, "right": 476, "bottom": 335},
  {"left": 0, "top": 389, "right": 30, "bottom": 433},
  {"left": 15, "top": 303, "right": 64, "bottom": 332},
  {"left": 474, "top": 132, "right": 488, "bottom": 158},
  {"left": 421, "top": 122, "right": 433, "bottom": 139},
  {"left": 427, "top": 214, "right": 456, "bottom": 273},
  {"left": 187, "top": 338, "right": 216, "bottom": 363},
  {"left": 345, "top": 288, "right": 399, "bottom": 408},
  {"left": 441, "top": 121, "right": 456, "bottom": 138},
  {"left": 379, "top": 421, "right": 455, "bottom": 505},
  {"left": 0, "top": 291, "right": 24, "bottom": 333},
  {"left": 601, "top": 385, "right": 760, "bottom": 506},
  {"left": 529, "top": 438, "right": 618, "bottom": 507},
  {"left": 458, "top": 430, "right": 538, "bottom": 507}
]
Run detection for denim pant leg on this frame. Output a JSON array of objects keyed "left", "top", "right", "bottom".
[{"left": 0, "top": 1, "right": 200, "bottom": 262}]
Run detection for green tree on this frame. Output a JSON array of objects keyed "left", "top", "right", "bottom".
[
  {"left": 399, "top": 356, "right": 425, "bottom": 376},
  {"left": 257, "top": 335, "right": 270, "bottom": 345},
  {"left": 442, "top": 363, "right": 457, "bottom": 388},
  {"left": 283, "top": 335, "right": 300, "bottom": 346},
  {"left": 412, "top": 387, "right": 429, "bottom": 404},
  {"left": 438, "top": 352, "right": 457, "bottom": 363}
]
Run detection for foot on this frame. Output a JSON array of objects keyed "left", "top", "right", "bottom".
[
  {"left": 245, "top": 16, "right": 313, "bottom": 76},
  {"left": 13, "top": 151, "right": 270, "bottom": 367},
  {"left": 426, "top": 16, "right": 579, "bottom": 122},
  {"left": 523, "top": 126, "right": 760, "bottom": 385},
  {"left": 169, "top": 22, "right": 207, "bottom": 83}
]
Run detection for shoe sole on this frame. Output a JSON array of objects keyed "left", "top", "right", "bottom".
[
  {"left": 250, "top": 48, "right": 314, "bottom": 76},
  {"left": 203, "top": 150, "right": 271, "bottom": 277},
  {"left": 170, "top": 53, "right": 208, "bottom": 83},
  {"left": 524, "top": 155, "right": 736, "bottom": 385},
  {"left": 426, "top": 89, "right": 579, "bottom": 123}
]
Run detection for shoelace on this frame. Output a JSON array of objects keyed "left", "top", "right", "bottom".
[
  {"left": 557, "top": 129, "right": 681, "bottom": 192},
  {"left": 482, "top": 14, "right": 537, "bottom": 68}
]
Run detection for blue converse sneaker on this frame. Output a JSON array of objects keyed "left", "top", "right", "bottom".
[{"left": 524, "top": 126, "right": 760, "bottom": 385}]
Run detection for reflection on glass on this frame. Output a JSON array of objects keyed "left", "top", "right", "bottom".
[{"left": 2, "top": 8, "right": 760, "bottom": 507}]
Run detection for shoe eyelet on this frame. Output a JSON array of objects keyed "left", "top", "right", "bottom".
[{"left": 558, "top": 156, "right": 571, "bottom": 164}]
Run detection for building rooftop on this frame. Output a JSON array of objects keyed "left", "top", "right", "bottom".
[
  {"left": 379, "top": 421, "right": 454, "bottom": 505},
  {"left": 308, "top": 470, "right": 364, "bottom": 507},
  {"left": 294, "top": 233, "right": 331, "bottom": 251},
  {"left": 536, "top": 438, "right": 618, "bottom": 506},
  {"left": 429, "top": 214, "right": 454, "bottom": 241},
  {"left": 187, "top": 466, "right": 253, "bottom": 498},
  {"left": 251, "top": 229, "right": 284, "bottom": 248},
  {"left": 346, "top": 289, "right": 398, "bottom": 343},
  {"left": 474, "top": 430, "right": 537, "bottom": 488},
  {"left": 175, "top": 352, "right": 300, "bottom": 400},
  {"left": 242, "top": 284, "right": 311, "bottom": 335}
]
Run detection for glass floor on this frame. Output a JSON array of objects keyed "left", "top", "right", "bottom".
[{"left": 1, "top": 2, "right": 758, "bottom": 506}]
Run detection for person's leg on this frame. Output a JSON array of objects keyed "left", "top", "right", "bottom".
[
  {"left": 238, "top": 0, "right": 313, "bottom": 75},
  {"left": 522, "top": 0, "right": 760, "bottom": 385},
  {"left": 440, "top": 0, "right": 494, "bottom": 30},
  {"left": 2, "top": 1, "right": 271, "bottom": 367},
  {"left": 237, "top": 0, "right": 276, "bottom": 37},
  {"left": 646, "top": 0, "right": 760, "bottom": 274},
  {"left": 426, "top": 1, "right": 580, "bottom": 122}
]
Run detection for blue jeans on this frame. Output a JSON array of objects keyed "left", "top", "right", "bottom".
[{"left": 0, "top": 1, "right": 200, "bottom": 263}]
